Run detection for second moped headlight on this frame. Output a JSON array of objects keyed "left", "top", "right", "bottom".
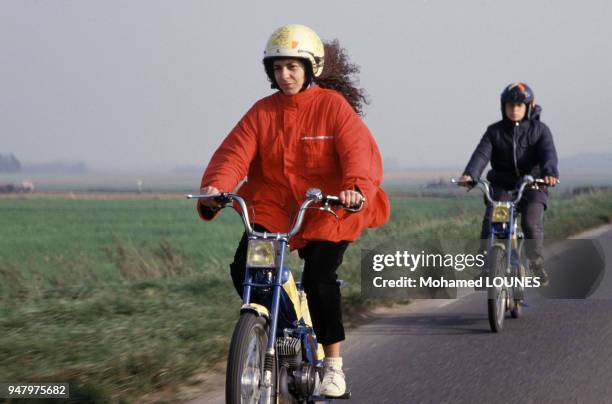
[
  {"left": 491, "top": 203, "right": 511, "bottom": 223},
  {"left": 246, "top": 239, "right": 277, "bottom": 268}
]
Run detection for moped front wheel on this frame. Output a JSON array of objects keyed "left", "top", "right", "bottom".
[
  {"left": 487, "top": 246, "right": 507, "bottom": 332},
  {"left": 226, "top": 312, "right": 276, "bottom": 404}
]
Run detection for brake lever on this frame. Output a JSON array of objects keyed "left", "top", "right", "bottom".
[
  {"left": 213, "top": 193, "right": 234, "bottom": 208},
  {"left": 528, "top": 180, "right": 548, "bottom": 191},
  {"left": 304, "top": 203, "right": 340, "bottom": 219},
  {"left": 320, "top": 202, "right": 340, "bottom": 218},
  {"left": 319, "top": 203, "right": 340, "bottom": 219},
  {"left": 528, "top": 183, "right": 541, "bottom": 191}
]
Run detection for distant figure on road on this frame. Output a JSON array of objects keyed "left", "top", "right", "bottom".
[{"left": 457, "top": 82, "right": 559, "bottom": 284}]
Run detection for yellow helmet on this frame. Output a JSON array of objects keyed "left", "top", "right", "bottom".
[{"left": 263, "top": 24, "right": 325, "bottom": 77}]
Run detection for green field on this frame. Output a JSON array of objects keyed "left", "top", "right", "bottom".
[{"left": 1, "top": 190, "right": 611, "bottom": 402}]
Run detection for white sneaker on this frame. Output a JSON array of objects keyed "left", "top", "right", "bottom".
[{"left": 320, "top": 357, "right": 346, "bottom": 397}]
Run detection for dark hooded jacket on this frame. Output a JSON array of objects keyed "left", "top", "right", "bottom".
[{"left": 463, "top": 105, "right": 559, "bottom": 205}]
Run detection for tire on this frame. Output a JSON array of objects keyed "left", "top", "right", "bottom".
[
  {"left": 487, "top": 246, "right": 507, "bottom": 332},
  {"left": 511, "top": 256, "right": 526, "bottom": 318},
  {"left": 226, "top": 312, "right": 276, "bottom": 404},
  {"left": 510, "top": 298, "right": 522, "bottom": 318}
]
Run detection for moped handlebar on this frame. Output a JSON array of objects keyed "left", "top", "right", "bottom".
[
  {"left": 186, "top": 188, "right": 355, "bottom": 240},
  {"left": 451, "top": 176, "right": 557, "bottom": 206}
]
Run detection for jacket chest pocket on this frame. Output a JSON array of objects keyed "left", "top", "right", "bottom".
[
  {"left": 298, "top": 135, "right": 337, "bottom": 175},
  {"left": 518, "top": 128, "right": 539, "bottom": 148},
  {"left": 515, "top": 131, "right": 538, "bottom": 166}
]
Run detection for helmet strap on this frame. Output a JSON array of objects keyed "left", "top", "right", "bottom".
[{"left": 302, "top": 61, "right": 315, "bottom": 91}]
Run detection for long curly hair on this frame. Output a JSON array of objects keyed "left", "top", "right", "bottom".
[{"left": 316, "top": 39, "right": 369, "bottom": 116}]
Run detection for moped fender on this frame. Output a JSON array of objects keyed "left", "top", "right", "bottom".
[
  {"left": 240, "top": 303, "right": 270, "bottom": 320},
  {"left": 491, "top": 242, "right": 506, "bottom": 252}
]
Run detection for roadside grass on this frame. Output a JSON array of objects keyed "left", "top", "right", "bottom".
[{"left": 0, "top": 189, "right": 610, "bottom": 402}]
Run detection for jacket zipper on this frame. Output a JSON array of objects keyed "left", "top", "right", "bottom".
[{"left": 513, "top": 122, "right": 520, "bottom": 177}]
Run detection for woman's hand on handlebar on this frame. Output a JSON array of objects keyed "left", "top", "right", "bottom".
[
  {"left": 339, "top": 189, "right": 364, "bottom": 209},
  {"left": 199, "top": 186, "right": 221, "bottom": 208},
  {"left": 543, "top": 176, "right": 558, "bottom": 187}
]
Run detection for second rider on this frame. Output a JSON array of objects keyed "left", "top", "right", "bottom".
[{"left": 459, "top": 82, "right": 559, "bottom": 285}]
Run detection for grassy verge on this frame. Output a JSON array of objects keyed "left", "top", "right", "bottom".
[{"left": 0, "top": 189, "right": 610, "bottom": 402}]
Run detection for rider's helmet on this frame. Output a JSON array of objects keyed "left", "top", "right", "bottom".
[
  {"left": 263, "top": 24, "right": 325, "bottom": 90},
  {"left": 500, "top": 82, "right": 535, "bottom": 119}
]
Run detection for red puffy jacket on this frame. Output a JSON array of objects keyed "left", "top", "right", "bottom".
[{"left": 199, "top": 85, "right": 390, "bottom": 249}]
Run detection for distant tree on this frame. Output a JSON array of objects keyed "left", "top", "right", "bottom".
[
  {"left": 21, "top": 161, "right": 88, "bottom": 174},
  {"left": 0, "top": 154, "right": 21, "bottom": 173}
]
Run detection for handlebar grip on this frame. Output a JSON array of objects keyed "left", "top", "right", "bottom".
[
  {"left": 459, "top": 181, "right": 477, "bottom": 188},
  {"left": 532, "top": 178, "right": 559, "bottom": 186},
  {"left": 213, "top": 193, "right": 234, "bottom": 205},
  {"left": 324, "top": 195, "right": 343, "bottom": 206},
  {"left": 451, "top": 178, "right": 476, "bottom": 188},
  {"left": 187, "top": 192, "right": 234, "bottom": 207},
  {"left": 324, "top": 194, "right": 365, "bottom": 210}
]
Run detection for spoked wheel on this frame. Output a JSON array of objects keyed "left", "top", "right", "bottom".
[
  {"left": 226, "top": 312, "right": 275, "bottom": 404},
  {"left": 487, "top": 246, "right": 507, "bottom": 332}
]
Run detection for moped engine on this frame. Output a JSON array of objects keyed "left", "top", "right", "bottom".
[
  {"left": 277, "top": 336, "right": 301, "bottom": 369},
  {"left": 292, "top": 363, "right": 318, "bottom": 398},
  {"left": 276, "top": 337, "right": 317, "bottom": 400}
]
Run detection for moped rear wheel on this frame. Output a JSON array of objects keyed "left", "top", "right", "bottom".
[
  {"left": 487, "top": 246, "right": 507, "bottom": 332},
  {"left": 510, "top": 258, "right": 526, "bottom": 318},
  {"left": 226, "top": 312, "right": 275, "bottom": 404}
]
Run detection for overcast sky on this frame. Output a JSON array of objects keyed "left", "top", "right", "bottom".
[{"left": 1, "top": 0, "right": 611, "bottom": 171}]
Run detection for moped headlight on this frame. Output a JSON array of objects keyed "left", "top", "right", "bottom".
[
  {"left": 491, "top": 203, "right": 511, "bottom": 223},
  {"left": 246, "top": 240, "right": 276, "bottom": 268}
]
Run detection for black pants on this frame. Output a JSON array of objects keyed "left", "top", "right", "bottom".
[
  {"left": 479, "top": 189, "right": 545, "bottom": 261},
  {"left": 229, "top": 224, "right": 349, "bottom": 345}
]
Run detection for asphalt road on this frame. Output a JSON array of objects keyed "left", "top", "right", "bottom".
[
  {"left": 343, "top": 226, "right": 612, "bottom": 404},
  {"left": 189, "top": 225, "right": 612, "bottom": 404}
]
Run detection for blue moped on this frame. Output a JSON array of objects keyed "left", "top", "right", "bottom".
[{"left": 188, "top": 188, "right": 353, "bottom": 403}]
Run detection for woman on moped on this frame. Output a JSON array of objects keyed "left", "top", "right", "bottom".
[{"left": 197, "top": 24, "right": 390, "bottom": 397}]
